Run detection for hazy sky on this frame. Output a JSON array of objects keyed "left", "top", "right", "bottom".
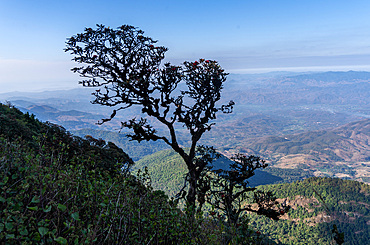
[{"left": 1, "top": 0, "right": 370, "bottom": 92}]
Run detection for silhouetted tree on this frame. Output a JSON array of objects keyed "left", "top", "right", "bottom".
[{"left": 65, "top": 24, "right": 234, "bottom": 209}]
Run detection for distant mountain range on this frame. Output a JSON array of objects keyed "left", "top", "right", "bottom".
[
  {"left": 2, "top": 99, "right": 124, "bottom": 131},
  {"left": 1, "top": 71, "right": 369, "bottom": 184},
  {"left": 72, "top": 118, "right": 369, "bottom": 184},
  {"left": 237, "top": 119, "right": 370, "bottom": 183},
  {"left": 245, "top": 119, "right": 370, "bottom": 162},
  {"left": 1, "top": 70, "right": 368, "bottom": 131},
  {"left": 226, "top": 70, "right": 370, "bottom": 106}
]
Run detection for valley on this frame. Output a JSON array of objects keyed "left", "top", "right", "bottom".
[{"left": 2, "top": 71, "right": 368, "bottom": 184}]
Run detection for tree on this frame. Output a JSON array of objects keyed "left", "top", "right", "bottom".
[
  {"left": 204, "top": 154, "right": 290, "bottom": 226},
  {"left": 65, "top": 24, "right": 234, "bottom": 209}
]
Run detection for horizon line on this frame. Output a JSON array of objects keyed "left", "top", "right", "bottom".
[
  {"left": 1, "top": 67, "right": 370, "bottom": 94},
  {"left": 227, "top": 65, "right": 370, "bottom": 74}
]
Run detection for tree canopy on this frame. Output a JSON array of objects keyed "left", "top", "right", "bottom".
[{"left": 65, "top": 24, "right": 234, "bottom": 208}]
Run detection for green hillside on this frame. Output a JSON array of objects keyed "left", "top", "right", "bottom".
[
  {"left": 1, "top": 103, "right": 247, "bottom": 244},
  {"left": 135, "top": 149, "right": 283, "bottom": 196},
  {"left": 251, "top": 177, "right": 370, "bottom": 245},
  {"left": 136, "top": 149, "right": 369, "bottom": 245}
]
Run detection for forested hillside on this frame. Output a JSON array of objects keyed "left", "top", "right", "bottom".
[
  {"left": 252, "top": 178, "right": 369, "bottom": 245},
  {"left": 0, "top": 103, "right": 183, "bottom": 243},
  {"left": 2, "top": 103, "right": 261, "bottom": 244},
  {"left": 136, "top": 149, "right": 369, "bottom": 245},
  {"left": 135, "top": 149, "right": 284, "bottom": 196}
]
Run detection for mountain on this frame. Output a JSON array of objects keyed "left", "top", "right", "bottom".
[
  {"left": 2, "top": 71, "right": 369, "bottom": 135},
  {"left": 226, "top": 71, "right": 370, "bottom": 106},
  {"left": 1, "top": 71, "right": 369, "bottom": 184},
  {"left": 286, "top": 70, "right": 370, "bottom": 85},
  {"left": 238, "top": 119, "right": 370, "bottom": 184},
  {"left": 5, "top": 100, "right": 125, "bottom": 131}
]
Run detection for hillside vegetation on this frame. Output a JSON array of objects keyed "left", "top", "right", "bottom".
[
  {"left": 2, "top": 103, "right": 264, "bottom": 244},
  {"left": 0, "top": 103, "right": 179, "bottom": 243},
  {"left": 252, "top": 177, "right": 369, "bottom": 245},
  {"left": 136, "top": 149, "right": 369, "bottom": 245},
  {"left": 135, "top": 149, "right": 284, "bottom": 196}
]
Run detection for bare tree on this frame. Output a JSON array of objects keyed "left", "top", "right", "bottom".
[{"left": 65, "top": 24, "right": 234, "bottom": 209}]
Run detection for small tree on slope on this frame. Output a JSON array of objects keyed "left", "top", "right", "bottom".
[{"left": 65, "top": 24, "right": 234, "bottom": 209}]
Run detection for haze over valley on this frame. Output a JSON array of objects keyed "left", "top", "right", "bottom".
[{"left": 1, "top": 70, "right": 369, "bottom": 184}]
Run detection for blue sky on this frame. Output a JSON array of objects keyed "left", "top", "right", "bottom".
[{"left": 1, "top": 0, "right": 370, "bottom": 92}]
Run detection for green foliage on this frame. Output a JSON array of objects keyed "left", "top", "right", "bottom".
[
  {"left": 0, "top": 103, "right": 134, "bottom": 175},
  {"left": 135, "top": 148, "right": 284, "bottom": 197},
  {"left": 0, "top": 137, "right": 197, "bottom": 244},
  {"left": 135, "top": 148, "right": 189, "bottom": 196},
  {"left": 263, "top": 167, "right": 314, "bottom": 184},
  {"left": 0, "top": 103, "right": 265, "bottom": 244},
  {"left": 248, "top": 177, "right": 370, "bottom": 244},
  {"left": 258, "top": 177, "right": 369, "bottom": 204}
]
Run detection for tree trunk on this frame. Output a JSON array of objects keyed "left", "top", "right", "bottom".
[{"left": 186, "top": 169, "right": 197, "bottom": 209}]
